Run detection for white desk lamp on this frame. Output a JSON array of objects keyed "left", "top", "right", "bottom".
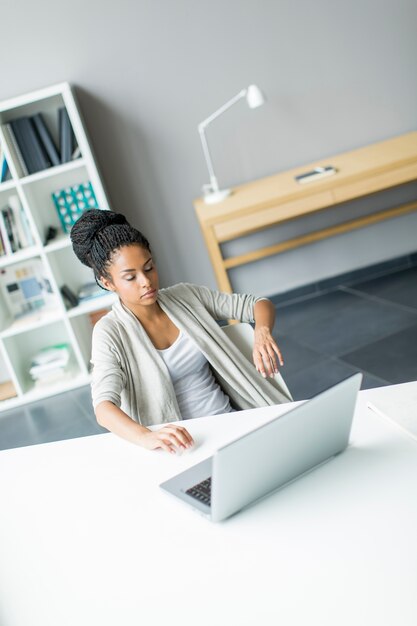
[{"left": 198, "top": 84, "right": 266, "bottom": 204}]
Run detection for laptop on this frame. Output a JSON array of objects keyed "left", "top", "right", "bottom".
[{"left": 160, "top": 373, "right": 362, "bottom": 522}]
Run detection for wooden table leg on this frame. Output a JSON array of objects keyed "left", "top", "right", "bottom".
[{"left": 200, "top": 224, "right": 233, "bottom": 293}]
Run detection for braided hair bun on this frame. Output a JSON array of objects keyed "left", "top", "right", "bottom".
[{"left": 70, "top": 209, "right": 151, "bottom": 285}]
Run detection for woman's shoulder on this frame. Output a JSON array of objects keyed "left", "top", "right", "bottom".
[
  {"left": 159, "top": 282, "right": 211, "bottom": 300},
  {"left": 92, "top": 308, "right": 120, "bottom": 340}
]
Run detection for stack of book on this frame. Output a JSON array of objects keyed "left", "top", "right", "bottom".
[
  {"left": 0, "top": 194, "right": 35, "bottom": 255},
  {"left": 29, "top": 344, "right": 71, "bottom": 388},
  {"left": 2, "top": 107, "right": 80, "bottom": 177},
  {"left": 0, "top": 145, "right": 11, "bottom": 183}
]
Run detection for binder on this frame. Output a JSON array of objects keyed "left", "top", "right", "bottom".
[
  {"left": 3, "top": 123, "right": 29, "bottom": 177},
  {"left": 31, "top": 113, "right": 60, "bottom": 167},
  {"left": 59, "top": 107, "right": 73, "bottom": 163},
  {"left": 10, "top": 117, "right": 51, "bottom": 174}
]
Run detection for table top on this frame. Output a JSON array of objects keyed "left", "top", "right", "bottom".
[
  {"left": 1, "top": 383, "right": 417, "bottom": 626},
  {"left": 193, "top": 131, "right": 417, "bottom": 224}
]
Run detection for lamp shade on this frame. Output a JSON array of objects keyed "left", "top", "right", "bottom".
[{"left": 246, "top": 84, "right": 265, "bottom": 109}]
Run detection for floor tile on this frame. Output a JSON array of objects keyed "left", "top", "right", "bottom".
[
  {"left": 272, "top": 333, "right": 324, "bottom": 378},
  {"left": 278, "top": 288, "right": 417, "bottom": 356},
  {"left": 0, "top": 391, "right": 105, "bottom": 451},
  {"left": 70, "top": 385, "right": 96, "bottom": 421},
  {"left": 282, "top": 358, "right": 360, "bottom": 401},
  {"left": 346, "top": 266, "right": 417, "bottom": 311},
  {"left": 341, "top": 324, "right": 417, "bottom": 385}
]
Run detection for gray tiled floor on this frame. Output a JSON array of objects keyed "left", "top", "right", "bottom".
[{"left": 1, "top": 262, "right": 416, "bottom": 451}]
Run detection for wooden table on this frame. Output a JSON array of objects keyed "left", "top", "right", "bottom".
[{"left": 193, "top": 132, "right": 417, "bottom": 292}]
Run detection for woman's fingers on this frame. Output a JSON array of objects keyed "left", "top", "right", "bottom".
[
  {"left": 254, "top": 340, "right": 284, "bottom": 377},
  {"left": 157, "top": 425, "right": 194, "bottom": 450},
  {"left": 271, "top": 342, "right": 284, "bottom": 367}
]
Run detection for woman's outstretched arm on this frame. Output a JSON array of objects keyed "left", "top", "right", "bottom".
[{"left": 95, "top": 401, "right": 194, "bottom": 453}]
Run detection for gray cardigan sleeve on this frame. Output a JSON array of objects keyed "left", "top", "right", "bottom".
[
  {"left": 184, "top": 283, "right": 267, "bottom": 322},
  {"left": 90, "top": 320, "right": 126, "bottom": 410}
]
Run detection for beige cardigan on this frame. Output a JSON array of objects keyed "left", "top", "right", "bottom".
[{"left": 91, "top": 283, "right": 291, "bottom": 426}]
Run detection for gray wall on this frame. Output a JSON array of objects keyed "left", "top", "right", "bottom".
[{"left": 1, "top": 0, "right": 416, "bottom": 295}]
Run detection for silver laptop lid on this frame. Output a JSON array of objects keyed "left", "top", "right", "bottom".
[{"left": 211, "top": 373, "right": 362, "bottom": 522}]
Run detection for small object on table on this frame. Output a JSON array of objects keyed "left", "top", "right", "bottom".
[
  {"left": 44, "top": 225, "right": 58, "bottom": 245},
  {"left": 294, "top": 166, "right": 337, "bottom": 184},
  {"left": 60, "top": 284, "right": 79, "bottom": 308}
]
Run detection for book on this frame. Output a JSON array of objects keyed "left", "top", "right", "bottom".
[
  {"left": 0, "top": 145, "right": 11, "bottom": 182},
  {"left": 31, "top": 113, "right": 61, "bottom": 167},
  {"left": 8, "top": 195, "right": 29, "bottom": 248},
  {"left": 30, "top": 344, "right": 71, "bottom": 383},
  {"left": 34, "top": 369, "right": 72, "bottom": 388},
  {"left": 31, "top": 343, "right": 70, "bottom": 367},
  {"left": 10, "top": 117, "right": 51, "bottom": 174},
  {"left": 9, "top": 118, "right": 39, "bottom": 174},
  {"left": 59, "top": 107, "right": 73, "bottom": 163},
  {"left": 19, "top": 205, "right": 35, "bottom": 247},
  {"left": 0, "top": 206, "right": 17, "bottom": 252},
  {"left": 0, "top": 208, "right": 12, "bottom": 254},
  {"left": 1, "top": 158, "right": 10, "bottom": 182},
  {"left": 5, "top": 205, "right": 21, "bottom": 251},
  {"left": 2, "top": 123, "right": 29, "bottom": 177}
]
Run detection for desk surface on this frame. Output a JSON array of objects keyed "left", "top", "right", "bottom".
[
  {"left": 193, "top": 132, "right": 417, "bottom": 292},
  {"left": 1, "top": 384, "right": 417, "bottom": 626}
]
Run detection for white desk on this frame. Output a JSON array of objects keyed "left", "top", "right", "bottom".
[{"left": 1, "top": 385, "right": 417, "bottom": 626}]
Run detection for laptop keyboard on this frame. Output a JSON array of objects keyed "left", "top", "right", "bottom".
[{"left": 185, "top": 477, "right": 212, "bottom": 506}]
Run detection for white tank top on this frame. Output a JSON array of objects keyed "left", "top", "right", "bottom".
[{"left": 156, "top": 330, "right": 233, "bottom": 419}]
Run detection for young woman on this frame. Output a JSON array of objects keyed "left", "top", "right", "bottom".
[{"left": 70, "top": 209, "right": 291, "bottom": 454}]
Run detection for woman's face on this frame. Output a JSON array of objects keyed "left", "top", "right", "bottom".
[{"left": 101, "top": 244, "right": 159, "bottom": 310}]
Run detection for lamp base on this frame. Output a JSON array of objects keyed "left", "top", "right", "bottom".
[{"left": 203, "top": 188, "right": 232, "bottom": 204}]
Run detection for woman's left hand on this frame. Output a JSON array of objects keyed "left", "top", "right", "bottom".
[{"left": 253, "top": 326, "right": 284, "bottom": 378}]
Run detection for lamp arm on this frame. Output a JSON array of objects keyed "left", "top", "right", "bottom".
[
  {"left": 198, "top": 126, "right": 218, "bottom": 191},
  {"left": 198, "top": 88, "right": 247, "bottom": 131}
]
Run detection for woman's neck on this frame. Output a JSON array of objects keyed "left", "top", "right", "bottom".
[{"left": 120, "top": 298, "right": 164, "bottom": 326}]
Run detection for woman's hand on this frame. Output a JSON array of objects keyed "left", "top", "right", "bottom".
[
  {"left": 140, "top": 424, "right": 194, "bottom": 454},
  {"left": 253, "top": 325, "right": 284, "bottom": 378}
]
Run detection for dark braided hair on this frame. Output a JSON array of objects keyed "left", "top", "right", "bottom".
[{"left": 70, "top": 209, "right": 151, "bottom": 288}]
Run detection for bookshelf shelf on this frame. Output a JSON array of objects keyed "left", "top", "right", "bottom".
[
  {"left": 0, "top": 307, "right": 64, "bottom": 339},
  {"left": 0, "top": 180, "right": 16, "bottom": 193},
  {"left": 67, "top": 292, "right": 117, "bottom": 318},
  {"left": 0, "top": 82, "right": 112, "bottom": 412},
  {"left": 43, "top": 233, "right": 72, "bottom": 253},
  {"left": 0, "top": 244, "right": 40, "bottom": 268},
  {"left": 19, "top": 158, "right": 86, "bottom": 185}
]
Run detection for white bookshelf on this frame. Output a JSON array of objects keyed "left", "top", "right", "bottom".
[{"left": 0, "top": 82, "right": 116, "bottom": 412}]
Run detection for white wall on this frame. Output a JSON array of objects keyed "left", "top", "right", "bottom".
[{"left": 1, "top": 0, "right": 416, "bottom": 295}]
